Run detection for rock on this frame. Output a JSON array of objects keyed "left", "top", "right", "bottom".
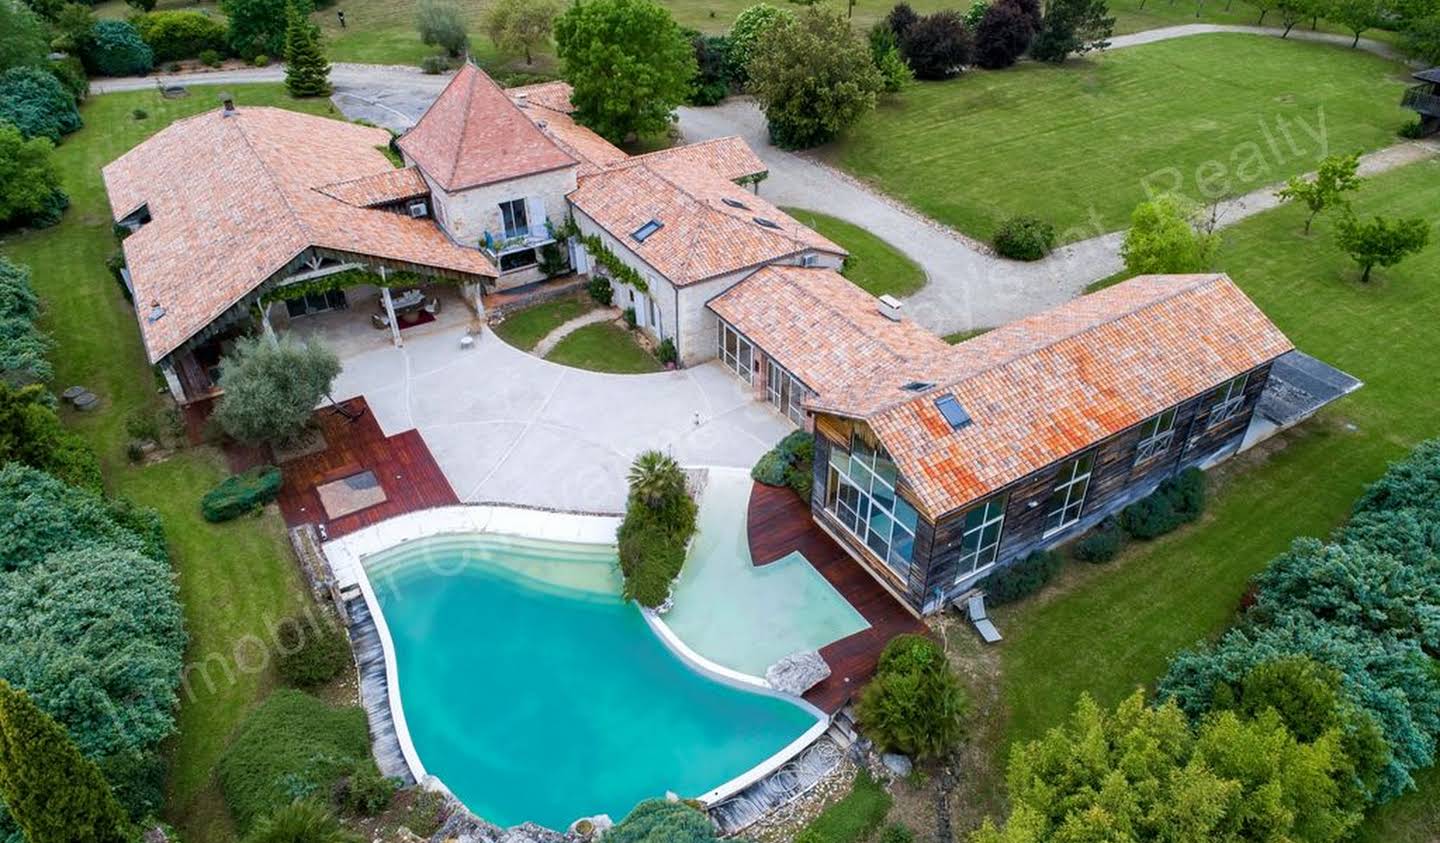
[
  {"left": 141, "top": 827, "right": 170, "bottom": 843},
  {"left": 62, "top": 386, "right": 86, "bottom": 402},
  {"left": 765, "top": 650, "right": 831, "bottom": 696},
  {"left": 881, "top": 752, "right": 912, "bottom": 778},
  {"left": 568, "top": 815, "right": 612, "bottom": 838},
  {"left": 73, "top": 391, "right": 99, "bottom": 411}
]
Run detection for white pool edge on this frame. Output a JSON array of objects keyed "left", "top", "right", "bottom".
[{"left": 321, "top": 502, "right": 832, "bottom": 819}]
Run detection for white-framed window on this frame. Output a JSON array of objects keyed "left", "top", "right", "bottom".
[
  {"left": 1206, "top": 373, "right": 1249, "bottom": 428},
  {"left": 1134, "top": 407, "right": 1178, "bottom": 464},
  {"left": 1043, "top": 452, "right": 1095, "bottom": 536},
  {"left": 499, "top": 198, "right": 528, "bottom": 238},
  {"left": 765, "top": 358, "right": 808, "bottom": 426},
  {"left": 719, "top": 321, "right": 753, "bottom": 384},
  {"left": 955, "top": 495, "right": 1006, "bottom": 582},
  {"left": 824, "top": 434, "right": 919, "bottom": 581}
]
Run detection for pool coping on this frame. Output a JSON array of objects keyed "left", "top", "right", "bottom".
[{"left": 320, "top": 501, "right": 832, "bottom": 819}]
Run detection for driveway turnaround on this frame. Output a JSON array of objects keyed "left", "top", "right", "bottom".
[{"left": 329, "top": 327, "right": 792, "bottom": 514}]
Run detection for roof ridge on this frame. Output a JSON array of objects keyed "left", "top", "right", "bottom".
[
  {"left": 448, "top": 64, "right": 480, "bottom": 188},
  {"left": 641, "top": 159, "right": 814, "bottom": 253},
  {"left": 230, "top": 110, "right": 313, "bottom": 246}
]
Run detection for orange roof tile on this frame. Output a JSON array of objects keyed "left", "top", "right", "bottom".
[
  {"left": 569, "top": 156, "right": 843, "bottom": 286},
  {"left": 505, "top": 80, "right": 579, "bottom": 113},
  {"left": 708, "top": 266, "right": 947, "bottom": 395},
  {"left": 507, "top": 84, "right": 629, "bottom": 177},
  {"left": 397, "top": 63, "right": 575, "bottom": 191},
  {"left": 103, "top": 107, "right": 496, "bottom": 364},
  {"left": 630, "top": 137, "right": 767, "bottom": 183},
  {"left": 811, "top": 274, "right": 1295, "bottom": 519},
  {"left": 316, "top": 166, "right": 429, "bottom": 207}
]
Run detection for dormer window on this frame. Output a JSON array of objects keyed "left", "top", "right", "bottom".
[
  {"left": 935, "top": 395, "right": 972, "bottom": 429},
  {"left": 632, "top": 219, "right": 663, "bottom": 242}
]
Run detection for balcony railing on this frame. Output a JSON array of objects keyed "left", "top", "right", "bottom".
[
  {"left": 481, "top": 223, "right": 556, "bottom": 259},
  {"left": 1402, "top": 84, "right": 1440, "bottom": 117}
]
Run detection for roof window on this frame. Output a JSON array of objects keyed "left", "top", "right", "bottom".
[
  {"left": 722, "top": 197, "right": 749, "bottom": 209},
  {"left": 934, "top": 395, "right": 972, "bottom": 430},
  {"left": 753, "top": 216, "right": 782, "bottom": 230},
  {"left": 901, "top": 381, "right": 934, "bottom": 392},
  {"left": 631, "top": 219, "right": 663, "bottom": 242}
]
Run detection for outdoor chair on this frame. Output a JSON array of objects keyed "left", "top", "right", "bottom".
[{"left": 964, "top": 594, "right": 1002, "bottom": 644}]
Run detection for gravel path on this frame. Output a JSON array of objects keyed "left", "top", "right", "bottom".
[{"left": 530, "top": 308, "right": 615, "bottom": 357}]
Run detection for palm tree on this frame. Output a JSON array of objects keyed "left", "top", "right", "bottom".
[
  {"left": 243, "top": 800, "right": 360, "bottom": 843},
  {"left": 626, "top": 450, "right": 686, "bottom": 509}
]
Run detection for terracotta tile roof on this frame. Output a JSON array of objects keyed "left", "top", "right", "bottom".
[
  {"left": 569, "top": 156, "right": 844, "bottom": 286},
  {"left": 811, "top": 274, "right": 1295, "bottom": 519},
  {"left": 630, "top": 137, "right": 767, "bottom": 183},
  {"left": 397, "top": 63, "right": 575, "bottom": 191},
  {"left": 316, "top": 166, "right": 429, "bottom": 207},
  {"left": 708, "top": 266, "right": 947, "bottom": 395},
  {"left": 505, "top": 80, "right": 578, "bottom": 113},
  {"left": 507, "top": 86, "right": 629, "bottom": 177},
  {"left": 103, "top": 107, "right": 496, "bottom": 364}
]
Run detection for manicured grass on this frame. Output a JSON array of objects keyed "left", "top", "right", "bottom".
[
  {"left": 492, "top": 294, "right": 597, "bottom": 350},
  {"left": 799, "top": 770, "right": 893, "bottom": 843},
  {"left": 544, "top": 322, "right": 664, "bottom": 373},
  {"left": 782, "top": 207, "right": 927, "bottom": 297},
  {"left": 831, "top": 34, "right": 1410, "bottom": 243},
  {"left": 992, "top": 158, "right": 1440, "bottom": 839},
  {"left": 944, "top": 327, "right": 992, "bottom": 344},
  {"left": 0, "top": 85, "right": 335, "bottom": 843}
]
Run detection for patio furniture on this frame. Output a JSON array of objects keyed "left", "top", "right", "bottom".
[
  {"left": 372, "top": 289, "right": 427, "bottom": 328},
  {"left": 459, "top": 334, "right": 475, "bottom": 350},
  {"left": 962, "top": 594, "right": 1002, "bottom": 643}
]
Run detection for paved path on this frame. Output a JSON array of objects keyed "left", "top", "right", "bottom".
[
  {"left": 530, "top": 308, "right": 615, "bottom": 357},
  {"left": 329, "top": 326, "right": 790, "bottom": 512}
]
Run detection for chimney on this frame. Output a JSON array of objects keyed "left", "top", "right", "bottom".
[
  {"left": 515, "top": 92, "right": 529, "bottom": 107},
  {"left": 220, "top": 93, "right": 236, "bottom": 116},
  {"left": 877, "top": 294, "right": 903, "bottom": 321}
]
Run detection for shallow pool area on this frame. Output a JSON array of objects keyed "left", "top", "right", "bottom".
[
  {"left": 362, "top": 532, "right": 822, "bottom": 829},
  {"left": 664, "top": 469, "right": 870, "bottom": 676}
]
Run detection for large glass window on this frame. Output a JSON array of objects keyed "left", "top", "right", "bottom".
[
  {"left": 825, "top": 434, "right": 919, "bottom": 581},
  {"left": 766, "top": 358, "right": 808, "bottom": 426},
  {"left": 1043, "top": 452, "right": 1094, "bottom": 536},
  {"left": 499, "top": 198, "right": 528, "bottom": 238},
  {"left": 955, "top": 495, "right": 1006, "bottom": 582},
  {"left": 1134, "top": 407, "right": 1177, "bottom": 464},
  {"left": 719, "top": 322, "right": 753, "bottom": 384},
  {"left": 1206, "top": 374, "right": 1249, "bottom": 428}
]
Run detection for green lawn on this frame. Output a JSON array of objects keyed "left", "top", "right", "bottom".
[
  {"left": 782, "top": 207, "right": 927, "bottom": 297},
  {"left": 492, "top": 294, "right": 597, "bottom": 350},
  {"left": 831, "top": 33, "right": 1410, "bottom": 243},
  {"left": 0, "top": 85, "right": 337, "bottom": 843},
  {"left": 991, "top": 158, "right": 1440, "bottom": 839},
  {"left": 545, "top": 322, "right": 664, "bottom": 373}
]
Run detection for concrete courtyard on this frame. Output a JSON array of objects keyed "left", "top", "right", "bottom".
[{"left": 329, "top": 325, "right": 794, "bottom": 513}]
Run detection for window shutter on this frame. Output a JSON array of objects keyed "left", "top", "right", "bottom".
[{"left": 527, "top": 196, "right": 547, "bottom": 232}]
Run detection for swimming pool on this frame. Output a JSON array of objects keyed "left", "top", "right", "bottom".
[{"left": 362, "top": 532, "right": 822, "bottom": 829}]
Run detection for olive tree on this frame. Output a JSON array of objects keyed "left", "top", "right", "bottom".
[
  {"left": 486, "top": 0, "right": 559, "bottom": 65},
  {"left": 416, "top": 0, "right": 469, "bottom": 57},
  {"left": 213, "top": 335, "right": 341, "bottom": 447}
]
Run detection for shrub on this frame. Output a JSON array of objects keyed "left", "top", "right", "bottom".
[
  {"left": 131, "top": 108, "right": 147, "bottom": 120},
  {"left": 223, "top": 0, "right": 309, "bottom": 58},
  {"left": 419, "top": 54, "right": 451, "bottom": 74},
  {"left": 973, "top": 0, "right": 1035, "bottom": 68},
  {"left": 688, "top": 32, "right": 731, "bottom": 105},
  {"left": 879, "top": 823, "right": 916, "bottom": 843},
  {"left": 243, "top": 799, "right": 360, "bottom": 843},
  {"left": 83, "top": 20, "right": 155, "bottom": 76},
  {"left": 199, "top": 47, "right": 222, "bottom": 66},
  {"left": 609, "top": 799, "right": 723, "bottom": 843},
  {"left": 1398, "top": 117, "right": 1426, "bottom": 139},
  {"left": 727, "top": 3, "right": 794, "bottom": 83},
  {"left": 253, "top": 53, "right": 270, "bottom": 66},
  {"left": 751, "top": 450, "right": 788, "bottom": 485},
  {"left": 623, "top": 306, "right": 637, "bottom": 328},
  {"left": 1073, "top": 517, "right": 1122, "bottom": 563},
  {"left": 872, "top": 42, "right": 911, "bottom": 92},
  {"left": 793, "top": 770, "right": 892, "bottom": 843},
  {"left": 0, "top": 383, "right": 105, "bottom": 489},
  {"left": 416, "top": 0, "right": 469, "bottom": 57},
  {"left": 991, "top": 214, "right": 1055, "bottom": 260},
  {"left": 47, "top": 56, "right": 90, "bottom": 102},
  {"left": 1166, "top": 466, "right": 1205, "bottom": 521},
  {"left": 751, "top": 430, "right": 814, "bottom": 500},
  {"left": 216, "top": 690, "right": 374, "bottom": 833},
  {"left": 587, "top": 276, "right": 614, "bottom": 306},
  {"left": 333, "top": 765, "right": 396, "bottom": 816},
  {"left": 1119, "top": 468, "right": 1205, "bottom": 539},
  {"left": 201, "top": 465, "right": 283, "bottom": 522},
  {"left": 133, "top": 10, "right": 229, "bottom": 62},
  {"left": 899, "top": 10, "right": 971, "bottom": 80},
  {"left": 0, "top": 258, "right": 53, "bottom": 386},
  {"left": 978, "top": 548, "right": 1061, "bottom": 605},
  {"left": 276, "top": 615, "right": 351, "bottom": 687},
  {"left": 748, "top": 7, "right": 882, "bottom": 149},
  {"left": 857, "top": 634, "right": 968, "bottom": 759},
  {"left": 0, "top": 66, "right": 82, "bottom": 143},
  {"left": 617, "top": 450, "right": 696, "bottom": 607},
  {"left": 0, "top": 122, "right": 68, "bottom": 231},
  {"left": 657, "top": 337, "right": 678, "bottom": 365}
]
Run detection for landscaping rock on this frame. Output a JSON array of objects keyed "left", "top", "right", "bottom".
[
  {"left": 765, "top": 650, "right": 831, "bottom": 696},
  {"left": 73, "top": 391, "right": 99, "bottom": 411},
  {"left": 567, "top": 814, "right": 612, "bottom": 838},
  {"left": 881, "top": 752, "right": 913, "bottom": 778},
  {"left": 62, "top": 385, "right": 86, "bottom": 402}
]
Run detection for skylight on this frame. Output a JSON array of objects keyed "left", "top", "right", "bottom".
[
  {"left": 722, "top": 197, "right": 749, "bottom": 209},
  {"left": 631, "top": 219, "right": 663, "bottom": 242},
  {"left": 901, "top": 381, "right": 935, "bottom": 393},
  {"left": 752, "top": 217, "right": 782, "bottom": 230},
  {"left": 934, "top": 395, "right": 972, "bottom": 430}
]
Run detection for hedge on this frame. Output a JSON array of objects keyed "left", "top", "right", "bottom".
[
  {"left": 978, "top": 549, "right": 1062, "bottom": 605},
  {"left": 275, "top": 615, "right": 351, "bottom": 688},
  {"left": 201, "top": 465, "right": 282, "bottom": 522},
  {"left": 83, "top": 20, "right": 155, "bottom": 77},
  {"left": 1072, "top": 517, "right": 1123, "bottom": 563},
  {"left": 215, "top": 690, "right": 374, "bottom": 833},
  {"left": 133, "top": 10, "right": 230, "bottom": 62},
  {"left": 991, "top": 214, "right": 1055, "bottom": 261},
  {"left": 1119, "top": 467, "right": 1205, "bottom": 539}
]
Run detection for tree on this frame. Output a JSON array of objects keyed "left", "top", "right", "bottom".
[
  {"left": 974, "top": 0, "right": 1036, "bottom": 68},
  {"left": 728, "top": 3, "right": 794, "bottom": 83},
  {"left": 486, "top": 0, "right": 559, "bottom": 64},
  {"left": 125, "top": 0, "right": 155, "bottom": 12},
  {"left": 0, "top": 0, "right": 48, "bottom": 73},
  {"left": 608, "top": 800, "right": 724, "bottom": 843},
  {"left": 872, "top": 40, "right": 912, "bottom": 91},
  {"left": 885, "top": 1, "right": 920, "bottom": 39},
  {"left": 1029, "top": 0, "right": 1113, "bottom": 63},
  {"left": 857, "top": 634, "right": 968, "bottom": 760},
  {"left": 242, "top": 800, "right": 360, "bottom": 843},
  {"left": 283, "top": 0, "right": 331, "bottom": 97},
  {"left": 899, "top": 10, "right": 971, "bottom": 79},
  {"left": 51, "top": 3, "right": 98, "bottom": 55},
  {"left": 0, "top": 121, "right": 68, "bottom": 230},
  {"left": 1402, "top": 11, "right": 1440, "bottom": 64},
  {"left": 1276, "top": 152, "right": 1362, "bottom": 234},
  {"left": 213, "top": 336, "right": 341, "bottom": 447},
  {"left": 688, "top": 32, "right": 733, "bottom": 105},
  {"left": 554, "top": 0, "right": 696, "bottom": 143},
  {"left": 1334, "top": 212, "right": 1430, "bottom": 283},
  {"left": 224, "top": 0, "right": 311, "bottom": 59},
  {"left": 0, "top": 257, "right": 52, "bottom": 387},
  {"left": 83, "top": 19, "right": 154, "bottom": 76},
  {"left": 1247, "top": 0, "right": 1280, "bottom": 23},
  {"left": 1275, "top": 0, "right": 1318, "bottom": 35},
  {"left": 748, "top": 6, "right": 882, "bottom": 148},
  {"left": 1119, "top": 193, "right": 1219, "bottom": 275},
  {"left": 0, "top": 681, "right": 132, "bottom": 843},
  {"left": 627, "top": 449, "right": 686, "bottom": 509},
  {"left": 415, "top": 0, "right": 468, "bottom": 57},
  {"left": 1328, "top": 0, "right": 1381, "bottom": 44},
  {"left": 0, "top": 67, "right": 80, "bottom": 144}
]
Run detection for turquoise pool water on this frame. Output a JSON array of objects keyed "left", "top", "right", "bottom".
[
  {"left": 363, "top": 533, "right": 820, "bottom": 830},
  {"left": 665, "top": 469, "right": 870, "bottom": 676}
]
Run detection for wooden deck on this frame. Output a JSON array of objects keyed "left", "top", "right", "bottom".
[
  {"left": 191, "top": 396, "right": 458, "bottom": 538},
  {"left": 747, "top": 481, "right": 927, "bottom": 714}
]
